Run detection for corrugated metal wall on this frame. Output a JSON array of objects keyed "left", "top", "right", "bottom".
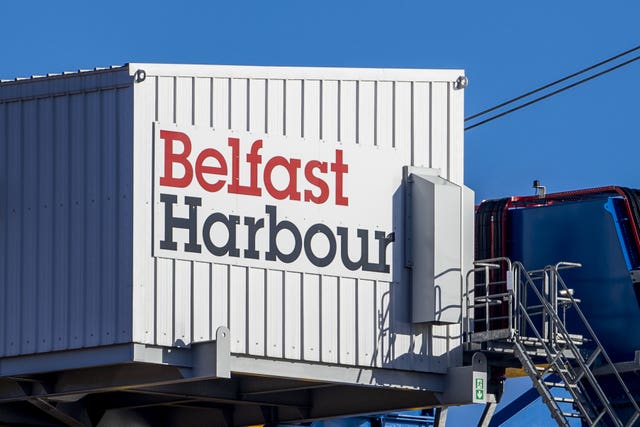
[
  {"left": 132, "top": 65, "right": 465, "bottom": 373},
  {"left": 0, "top": 69, "right": 134, "bottom": 357}
]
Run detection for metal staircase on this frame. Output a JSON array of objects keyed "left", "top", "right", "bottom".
[{"left": 465, "top": 258, "right": 640, "bottom": 426}]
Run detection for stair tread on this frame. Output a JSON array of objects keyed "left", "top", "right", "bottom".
[
  {"left": 561, "top": 412, "right": 583, "bottom": 418},
  {"left": 468, "top": 260, "right": 629, "bottom": 427},
  {"left": 553, "top": 397, "right": 575, "bottom": 403},
  {"left": 543, "top": 381, "right": 577, "bottom": 388}
]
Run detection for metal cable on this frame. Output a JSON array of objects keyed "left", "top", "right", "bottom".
[
  {"left": 465, "top": 53, "right": 640, "bottom": 131},
  {"left": 466, "top": 44, "right": 640, "bottom": 122}
]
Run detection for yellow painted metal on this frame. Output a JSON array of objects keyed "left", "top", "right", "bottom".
[{"left": 505, "top": 364, "right": 549, "bottom": 378}]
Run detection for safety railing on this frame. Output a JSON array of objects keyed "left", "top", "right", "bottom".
[
  {"left": 465, "top": 259, "right": 586, "bottom": 347},
  {"left": 464, "top": 258, "right": 640, "bottom": 427},
  {"left": 464, "top": 257, "right": 514, "bottom": 343}
]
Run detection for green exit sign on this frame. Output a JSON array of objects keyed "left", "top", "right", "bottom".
[{"left": 472, "top": 372, "right": 487, "bottom": 403}]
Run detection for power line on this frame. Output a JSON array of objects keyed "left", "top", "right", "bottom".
[
  {"left": 466, "top": 44, "right": 640, "bottom": 122},
  {"left": 465, "top": 45, "right": 640, "bottom": 131}
]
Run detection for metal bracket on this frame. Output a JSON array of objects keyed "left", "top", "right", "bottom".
[
  {"left": 454, "top": 75, "right": 468, "bottom": 90},
  {"left": 191, "top": 326, "right": 231, "bottom": 379},
  {"left": 134, "top": 69, "right": 146, "bottom": 83},
  {"left": 438, "top": 352, "right": 492, "bottom": 405}
]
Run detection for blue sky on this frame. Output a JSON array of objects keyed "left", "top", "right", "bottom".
[
  {"left": 4, "top": 1, "right": 639, "bottom": 202},
  {"left": 3, "top": 1, "right": 638, "bottom": 425},
  {"left": 0, "top": 0, "right": 640, "bottom": 200}
]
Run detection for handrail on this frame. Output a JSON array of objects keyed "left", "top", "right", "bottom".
[
  {"left": 465, "top": 258, "right": 640, "bottom": 426},
  {"left": 465, "top": 258, "right": 514, "bottom": 339},
  {"left": 553, "top": 267, "right": 640, "bottom": 418},
  {"left": 474, "top": 257, "right": 512, "bottom": 272}
]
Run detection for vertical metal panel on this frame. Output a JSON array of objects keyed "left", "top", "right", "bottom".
[
  {"left": 248, "top": 267, "right": 265, "bottom": 356},
  {"left": 414, "top": 327, "right": 431, "bottom": 371},
  {"left": 413, "top": 82, "right": 431, "bottom": 168},
  {"left": 447, "top": 323, "right": 463, "bottom": 367},
  {"left": 339, "top": 81, "right": 357, "bottom": 143},
  {"left": 174, "top": 76, "right": 194, "bottom": 348},
  {"left": 358, "top": 81, "right": 375, "bottom": 147},
  {"left": 303, "top": 80, "right": 320, "bottom": 140},
  {"left": 376, "top": 81, "right": 394, "bottom": 149},
  {"left": 431, "top": 82, "right": 449, "bottom": 179},
  {"left": 117, "top": 86, "right": 134, "bottom": 345},
  {"left": 0, "top": 68, "right": 134, "bottom": 358},
  {"left": 229, "top": 265, "right": 247, "bottom": 353},
  {"left": 193, "top": 262, "right": 211, "bottom": 341},
  {"left": 155, "top": 76, "right": 176, "bottom": 347},
  {"left": 157, "top": 76, "right": 175, "bottom": 122},
  {"left": 357, "top": 279, "right": 375, "bottom": 366},
  {"left": 37, "top": 97, "right": 54, "bottom": 353},
  {"left": 284, "top": 80, "right": 302, "bottom": 138},
  {"left": 175, "top": 77, "right": 193, "bottom": 125},
  {"left": 284, "top": 271, "right": 302, "bottom": 359},
  {"left": 68, "top": 93, "right": 86, "bottom": 350},
  {"left": 211, "top": 264, "right": 229, "bottom": 331},
  {"left": 230, "top": 78, "right": 248, "bottom": 132},
  {"left": 375, "top": 280, "right": 391, "bottom": 367},
  {"left": 193, "top": 77, "right": 212, "bottom": 128},
  {"left": 389, "top": 278, "right": 413, "bottom": 370},
  {"left": 130, "top": 64, "right": 467, "bottom": 374},
  {"left": 249, "top": 79, "right": 266, "bottom": 134},
  {"left": 100, "top": 90, "right": 117, "bottom": 346},
  {"left": 320, "top": 276, "right": 338, "bottom": 363},
  {"left": 156, "top": 259, "right": 174, "bottom": 346},
  {"left": 192, "top": 77, "right": 213, "bottom": 344},
  {"left": 266, "top": 269, "right": 284, "bottom": 358},
  {"left": 339, "top": 277, "right": 356, "bottom": 365},
  {"left": 302, "top": 273, "right": 320, "bottom": 362},
  {"left": 22, "top": 99, "right": 38, "bottom": 355},
  {"left": 395, "top": 82, "right": 413, "bottom": 157},
  {"left": 266, "top": 79, "right": 284, "bottom": 135},
  {"left": 132, "top": 74, "right": 156, "bottom": 345},
  {"left": 0, "top": 103, "right": 7, "bottom": 357},
  {"left": 174, "top": 260, "right": 192, "bottom": 346},
  {"left": 85, "top": 90, "right": 102, "bottom": 348},
  {"left": 212, "top": 78, "right": 230, "bottom": 130},
  {"left": 5, "top": 101, "right": 21, "bottom": 356},
  {"left": 449, "top": 82, "right": 464, "bottom": 183},
  {"left": 321, "top": 80, "right": 338, "bottom": 142},
  {"left": 432, "top": 324, "right": 450, "bottom": 371}
]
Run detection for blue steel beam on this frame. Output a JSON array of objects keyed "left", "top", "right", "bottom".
[{"left": 488, "top": 375, "right": 560, "bottom": 427}]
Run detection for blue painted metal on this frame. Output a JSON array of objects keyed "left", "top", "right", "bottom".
[
  {"left": 475, "top": 188, "right": 640, "bottom": 427},
  {"left": 0, "top": 68, "right": 134, "bottom": 358},
  {"left": 508, "top": 197, "right": 640, "bottom": 362},
  {"left": 605, "top": 198, "right": 634, "bottom": 271},
  {"left": 488, "top": 375, "right": 560, "bottom": 427},
  {"left": 279, "top": 410, "right": 437, "bottom": 427}
]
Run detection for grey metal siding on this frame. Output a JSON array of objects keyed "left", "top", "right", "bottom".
[
  {"left": 0, "top": 68, "right": 134, "bottom": 357},
  {"left": 132, "top": 65, "right": 466, "bottom": 374}
]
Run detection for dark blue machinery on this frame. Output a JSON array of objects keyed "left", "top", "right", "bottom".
[{"left": 474, "top": 186, "right": 640, "bottom": 426}]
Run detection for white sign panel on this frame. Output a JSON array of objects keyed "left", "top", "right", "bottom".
[
  {"left": 472, "top": 371, "right": 487, "bottom": 403},
  {"left": 153, "top": 124, "right": 403, "bottom": 279}
]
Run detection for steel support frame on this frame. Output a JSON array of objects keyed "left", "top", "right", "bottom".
[{"left": 0, "top": 336, "right": 470, "bottom": 426}]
